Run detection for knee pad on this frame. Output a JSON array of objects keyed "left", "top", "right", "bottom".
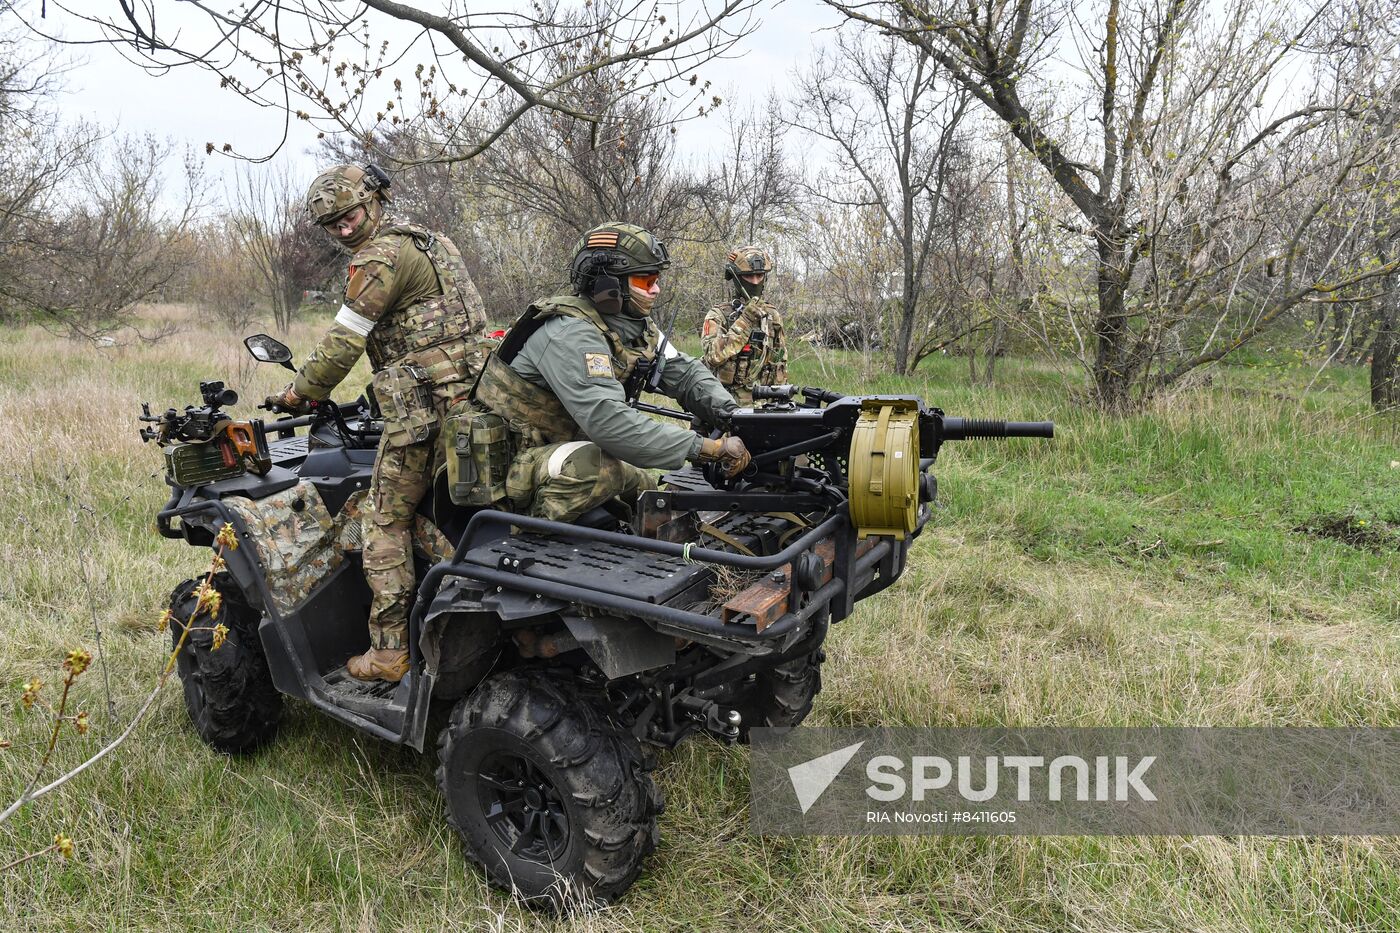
[{"left": 544, "top": 441, "right": 601, "bottom": 480}]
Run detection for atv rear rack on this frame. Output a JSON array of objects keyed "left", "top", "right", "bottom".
[{"left": 411, "top": 509, "right": 900, "bottom": 653}]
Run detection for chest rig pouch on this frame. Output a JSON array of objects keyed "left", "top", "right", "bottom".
[
  {"left": 373, "top": 363, "right": 437, "bottom": 448},
  {"left": 727, "top": 302, "right": 769, "bottom": 386},
  {"left": 445, "top": 404, "right": 512, "bottom": 505},
  {"left": 364, "top": 224, "right": 488, "bottom": 373}
]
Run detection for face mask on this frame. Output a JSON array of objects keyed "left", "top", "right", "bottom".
[
  {"left": 733, "top": 273, "right": 765, "bottom": 301},
  {"left": 628, "top": 282, "right": 658, "bottom": 316},
  {"left": 332, "top": 199, "right": 382, "bottom": 250}
]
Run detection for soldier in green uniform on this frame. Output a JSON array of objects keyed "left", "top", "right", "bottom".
[
  {"left": 700, "top": 245, "right": 788, "bottom": 405},
  {"left": 265, "top": 164, "right": 488, "bottom": 683},
  {"left": 472, "top": 222, "right": 751, "bottom": 522}
]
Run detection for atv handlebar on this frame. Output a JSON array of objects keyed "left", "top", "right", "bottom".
[{"left": 265, "top": 413, "right": 317, "bottom": 430}]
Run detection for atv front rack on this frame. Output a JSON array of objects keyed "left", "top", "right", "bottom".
[{"left": 411, "top": 509, "right": 903, "bottom": 653}]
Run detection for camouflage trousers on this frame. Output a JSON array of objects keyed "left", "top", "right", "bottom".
[
  {"left": 506, "top": 441, "right": 655, "bottom": 523},
  {"left": 362, "top": 388, "right": 463, "bottom": 650}
]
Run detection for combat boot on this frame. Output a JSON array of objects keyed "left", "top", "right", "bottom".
[{"left": 346, "top": 647, "right": 409, "bottom": 682}]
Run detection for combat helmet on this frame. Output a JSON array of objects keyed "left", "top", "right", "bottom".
[
  {"left": 724, "top": 245, "right": 774, "bottom": 300},
  {"left": 569, "top": 221, "right": 671, "bottom": 316},
  {"left": 305, "top": 163, "right": 392, "bottom": 226}
]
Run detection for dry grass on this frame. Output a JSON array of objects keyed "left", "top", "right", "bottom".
[{"left": 3, "top": 305, "right": 1400, "bottom": 931}]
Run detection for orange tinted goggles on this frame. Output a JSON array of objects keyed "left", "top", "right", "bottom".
[{"left": 629, "top": 273, "right": 660, "bottom": 290}]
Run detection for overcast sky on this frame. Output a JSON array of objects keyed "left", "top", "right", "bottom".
[{"left": 28, "top": 0, "right": 845, "bottom": 196}]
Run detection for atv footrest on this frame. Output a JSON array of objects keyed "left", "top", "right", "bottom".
[
  {"left": 462, "top": 531, "right": 711, "bottom": 605},
  {"left": 321, "top": 665, "right": 404, "bottom": 715}
]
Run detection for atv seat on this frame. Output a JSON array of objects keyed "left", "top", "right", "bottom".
[
  {"left": 574, "top": 504, "right": 627, "bottom": 531},
  {"left": 426, "top": 469, "right": 633, "bottom": 548}
]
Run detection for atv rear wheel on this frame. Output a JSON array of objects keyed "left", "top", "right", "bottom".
[
  {"left": 723, "top": 649, "right": 824, "bottom": 743},
  {"left": 167, "top": 574, "right": 282, "bottom": 755},
  {"left": 436, "top": 669, "right": 663, "bottom": 908}
]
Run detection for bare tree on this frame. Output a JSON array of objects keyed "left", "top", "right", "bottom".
[
  {"left": 919, "top": 137, "right": 1014, "bottom": 385},
  {"left": 793, "top": 200, "right": 901, "bottom": 370},
  {"left": 469, "top": 42, "right": 712, "bottom": 243},
  {"left": 228, "top": 164, "right": 341, "bottom": 332},
  {"left": 8, "top": 135, "right": 206, "bottom": 342},
  {"left": 187, "top": 224, "right": 263, "bottom": 332},
  {"left": 0, "top": 22, "right": 102, "bottom": 323},
  {"left": 701, "top": 100, "right": 803, "bottom": 244},
  {"left": 26, "top": 0, "right": 756, "bottom": 164},
  {"left": 821, "top": 0, "right": 1400, "bottom": 407},
  {"left": 1320, "top": 0, "right": 1400, "bottom": 410},
  {"left": 793, "top": 30, "right": 971, "bottom": 375}
]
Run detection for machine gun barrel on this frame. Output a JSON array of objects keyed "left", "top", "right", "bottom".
[{"left": 939, "top": 417, "right": 1054, "bottom": 440}]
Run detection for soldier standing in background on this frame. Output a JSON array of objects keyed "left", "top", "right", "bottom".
[
  {"left": 472, "top": 222, "right": 750, "bottom": 523},
  {"left": 700, "top": 245, "right": 788, "bottom": 405},
  {"left": 265, "top": 164, "right": 488, "bottom": 683}
]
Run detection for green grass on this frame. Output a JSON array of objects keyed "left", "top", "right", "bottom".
[{"left": 3, "top": 310, "right": 1400, "bottom": 931}]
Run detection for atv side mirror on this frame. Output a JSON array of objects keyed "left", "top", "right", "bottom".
[{"left": 245, "top": 334, "right": 295, "bottom": 371}]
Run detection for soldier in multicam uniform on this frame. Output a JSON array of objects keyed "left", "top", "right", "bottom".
[
  {"left": 473, "top": 222, "right": 751, "bottom": 522},
  {"left": 265, "top": 164, "right": 488, "bottom": 683},
  {"left": 700, "top": 245, "right": 787, "bottom": 405}
]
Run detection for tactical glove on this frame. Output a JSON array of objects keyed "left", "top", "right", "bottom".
[
  {"left": 737, "top": 303, "right": 762, "bottom": 333},
  {"left": 264, "top": 383, "right": 313, "bottom": 415},
  {"left": 696, "top": 435, "right": 751, "bottom": 478}
]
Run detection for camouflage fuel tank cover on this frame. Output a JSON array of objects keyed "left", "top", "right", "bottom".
[
  {"left": 475, "top": 294, "right": 736, "bottom": 469},
  {"left": 292, "top": 222, "right": 488, "bottom": 400}
]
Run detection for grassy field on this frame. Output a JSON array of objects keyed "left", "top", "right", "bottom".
[{"left": 3, "top": 306, "right": 1400, "bottom": 931}]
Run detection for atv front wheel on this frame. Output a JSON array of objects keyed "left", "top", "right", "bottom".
[
  {"left": 167, "top": 574, "right": 282, "bottom": 754},
  {"left": 436, "top": 669, "right": 663, "bottom": 908}
]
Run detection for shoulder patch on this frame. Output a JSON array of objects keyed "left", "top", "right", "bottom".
[
  {"left": 584, "top": 352, "right": 613, "bottom": 379},
  {"left": 703, "top": 319, "right": 716, "bottom": 336},
  {"left": 345, "top": 267, "right": 369, "bottom": 302}
]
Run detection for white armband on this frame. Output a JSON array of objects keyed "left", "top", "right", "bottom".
[{"left": 335, "top": 304, "right": 375, "bottom": 337}]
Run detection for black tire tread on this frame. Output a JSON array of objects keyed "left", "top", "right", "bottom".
[
  {"left": 732, "top": 650, "right": 823, "bottom": 742},
  {"left": 168, "top": 574, "right": 282, "bottom": 755},
  {"left": 436, "top": 669, "right": 662, "bottom": 907}
]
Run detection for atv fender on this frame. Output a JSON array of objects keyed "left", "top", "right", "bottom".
[
  {"left": 222, "top": 480, "right": 343, "bottom": 615},
  {"left": 563, "top": 613, "right": 676, "bottom": 679}
]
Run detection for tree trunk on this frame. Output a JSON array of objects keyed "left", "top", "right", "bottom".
[
  {"left": 1093, "top": 233, "right": 1132, "bottom": 409},
  {"left": 1371, "top": 287, "right": 1400, "bottom": 411},
  {"left": 981, "top": 318, "right": 1006, "bottom": 386},
  {"left": 1327, "top": 304, "right": 1347, "bottom": 359},
  {"left": 895, "top": 297, "right": 918, "bottom": 376}
]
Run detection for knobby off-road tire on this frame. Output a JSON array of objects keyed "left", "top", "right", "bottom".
[
  {"left": 726, "top": 649, "right": 824, "bottom": 743},
  {"left": 436, "top": 669, "right": 663, "bottom": 908},
  {"left": 167, "top": 574, "right": 282, "bottom": 755}
]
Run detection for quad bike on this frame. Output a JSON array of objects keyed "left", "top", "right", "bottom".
[{"left": 140, "top": 333, "right": 1052, "bottom": 906}]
